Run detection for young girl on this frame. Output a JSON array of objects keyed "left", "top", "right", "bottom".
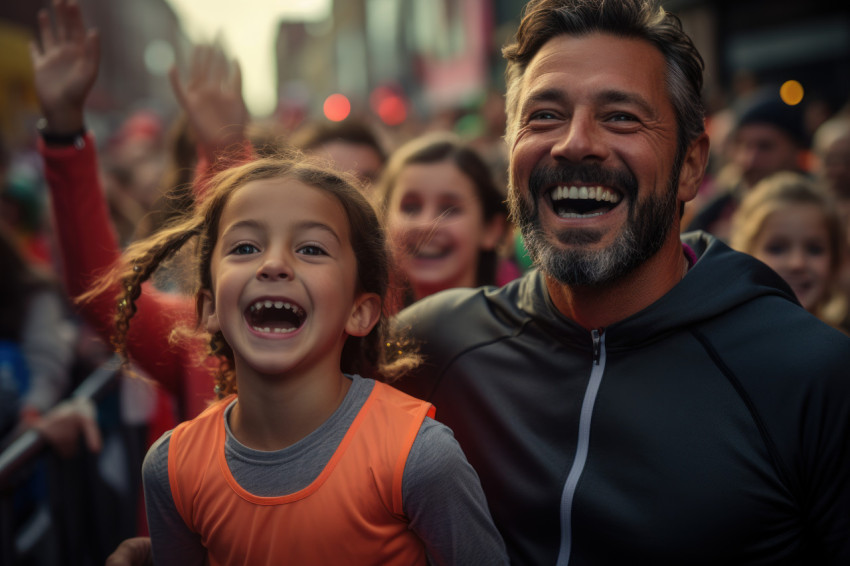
[
  {"left": 731, "top": 171, "right": 848, "bottom": 331},
  {"left": 104, "top": 156, "right": 507, "bottom": 564},
  {"left": 374, "top": 133, "right": 517, "bottom": 313}
]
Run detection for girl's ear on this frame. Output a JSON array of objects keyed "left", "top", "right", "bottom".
[
  {"left": 201, "top": 290, "right": 220, "bottom": 334},
  {"left": 480, "top": 213, "right": 508, "bottom": 251},
  {"left": 345, "top": 292, "right": 381, "bottom": 337}
]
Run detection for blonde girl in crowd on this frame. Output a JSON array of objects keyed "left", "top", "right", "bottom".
[{"left": 731, "top": 172, "right": 848, "bottom": 332}]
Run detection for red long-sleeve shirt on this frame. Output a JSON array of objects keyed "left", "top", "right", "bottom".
[{"left": 41, "top": 134, "right": 215, "bottom": 419}]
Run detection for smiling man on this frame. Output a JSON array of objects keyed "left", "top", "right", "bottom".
[{"left": 395, "top": 1, "right": 850, "bottom": 565}]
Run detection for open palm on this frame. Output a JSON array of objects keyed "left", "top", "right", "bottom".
[{"left": 29, "top": 0, "right": 100, "bottom": 132}]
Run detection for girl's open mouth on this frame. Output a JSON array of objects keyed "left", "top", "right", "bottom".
[{"left": 245, "top": 299, "right": 306, "bottom": 334}]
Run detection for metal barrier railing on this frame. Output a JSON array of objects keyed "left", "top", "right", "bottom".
[{"left": 0, "top": 354, "right": 124, "bottom": 566}]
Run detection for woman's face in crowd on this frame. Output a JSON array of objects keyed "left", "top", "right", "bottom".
[
  {"left": 386, "top": 160, "right": 499, "bottom": 300},
  {"left": 752, "top": 204, "right": 833, "bottom": 312}
]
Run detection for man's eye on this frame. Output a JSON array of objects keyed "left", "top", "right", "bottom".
[
  {"left": 529, "top": 110, "right": 557, "bottom": 121},
  {"left": 608, "top": 113, "right": 638, "bottom": 123},
  {"left": 232, "top": 243, "right": 258, "bottom": 255}
]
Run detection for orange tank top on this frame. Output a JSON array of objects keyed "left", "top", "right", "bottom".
[{"left": 168, "top": 381, "right": 435, "bottom": 565}]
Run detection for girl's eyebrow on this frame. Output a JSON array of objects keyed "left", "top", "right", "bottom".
[
  {"left": 221, "top": 218, "right": 263, "bottom": 237},
  {"left": 297, "top": 220, "right": 342, "bottom": 244},
  {"left": 221, "top": 218, "right": 342, "bottom": 244}
]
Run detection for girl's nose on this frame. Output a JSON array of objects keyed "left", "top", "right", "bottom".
[
  {"left": 256, "top": 255, "right": 293, "bottom": 281},
  {"left": 787, "top": 248, "right": 808, "bottom": 270}
]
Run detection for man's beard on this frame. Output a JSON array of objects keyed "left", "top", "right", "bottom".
[{"left": 508, "top": 161, "right": 680, "bottom": 288}]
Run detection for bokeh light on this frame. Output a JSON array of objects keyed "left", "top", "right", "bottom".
[
  {"left": 323, "top": 93, "right": 351, "bottom": 122},
  {"left": 370, "top": 85, "right": 407, "bottom": 126},
  {"left": 780, "top": 80, "right": 804, "bottom": 106}
]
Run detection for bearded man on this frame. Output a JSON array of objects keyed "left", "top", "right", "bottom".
[{"left": 395, "top": 1, "right": 850, "bottom": 564}]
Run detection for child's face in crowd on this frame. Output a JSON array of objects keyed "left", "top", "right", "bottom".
[
  {"left": 204, "top": 177, "right": 377, "bottom": 382},
  {"left": 752, "top": 204, "right": 833, "bottom": 312},
  {"left": 386, "top": 160, "right": 500, "bottom": 299},
  {"left": 316, "top": 141, "right": 384, "bottom": 188}
]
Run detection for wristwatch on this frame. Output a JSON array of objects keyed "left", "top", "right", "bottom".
[{"left": 36, "top": 118, "right": 87, "bottom": 149}]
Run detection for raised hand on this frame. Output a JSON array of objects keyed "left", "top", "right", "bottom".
[
  {"left": 28, "top": 0, "right": 100, "bottom": 133},
  {"left": 169, "top": 43, "right": 249, "bottom": 157}
]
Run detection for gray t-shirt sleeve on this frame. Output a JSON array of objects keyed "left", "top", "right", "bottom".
[
  {"left": 142, "top": 431, "right": 206, "bottom": 566},
  {"left": 402, "top": 417, "right": 508, "bottom": 566}
]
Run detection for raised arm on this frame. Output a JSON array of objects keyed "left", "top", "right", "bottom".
[
  {"left": 29, "top": 0, "right": 99, "bottom": 138},
  {"left": 169, "top": 43, "right": 253, "bottom": 198},
  {"left": 31, "top": 0, "right": 199, "bottom": 402}
]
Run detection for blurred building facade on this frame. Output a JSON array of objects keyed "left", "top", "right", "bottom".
[
  {"left": 273, "top": 0, "right": 849, "bottom": 127},
  {"left": 1, "top": 0, "right": 848, "bottom": 144}
]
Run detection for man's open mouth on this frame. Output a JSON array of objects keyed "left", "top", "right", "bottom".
[
  {"left": 549, "top": 185, "right": 622, "bottom": 218},
  {"left": 245, "top": 299, "right": 306, "bottom": 333}
]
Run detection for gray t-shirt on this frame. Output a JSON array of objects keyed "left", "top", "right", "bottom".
[{"left": 143, "top": 374, "right": 508, "bottom": 565}]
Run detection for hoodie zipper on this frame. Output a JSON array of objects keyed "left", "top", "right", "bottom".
[{"left": 556, "top": 328, "right": 606, "bottom": 566}]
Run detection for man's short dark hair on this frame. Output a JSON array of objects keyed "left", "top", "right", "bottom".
[{"left": 502, "top": 0, "right": 705, "bottom": 163}]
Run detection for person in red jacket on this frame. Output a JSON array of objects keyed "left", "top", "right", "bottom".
[{"left": 31, "top": 0, "right": 249, "bottom": 420}]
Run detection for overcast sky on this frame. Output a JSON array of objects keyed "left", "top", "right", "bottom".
[{"left": 164, "top": 0, "right": 331, "bottom": 116}]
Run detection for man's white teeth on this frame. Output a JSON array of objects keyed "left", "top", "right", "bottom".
[
  {"left": 550, "top": 185, "right": 621, "bottom": 203},
  {"left": 558, "top": 211, "right": 606, "bottom": 218}
]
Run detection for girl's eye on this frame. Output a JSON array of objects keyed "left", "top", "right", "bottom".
[
  {"left": 232, "top": 243, "right": 259, "bottom": 255},
  {"left": 764, "top": 242, "right": 788, "bottom": 255},
  {"left": 297, "top": 245, "right": 327, "bottom": 256},
  {"left": 806, "top": 244, "right": 827, "bottom": 256},
  {"left": 440, "top": 205, "right": 461, "bottom": 217},
  {"left": 399, "top": 200, "right": 422, "bottom": 216}
]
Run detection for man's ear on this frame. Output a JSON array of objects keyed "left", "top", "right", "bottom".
[
  {"left": 345, "top": 292, "right": 381, "bottom": 337},
  {"left": 677, "top": 132, "right": 710, "bottom": 203},
  {"left": 200, "top": 290, "right": 219, "bottom": 334}
]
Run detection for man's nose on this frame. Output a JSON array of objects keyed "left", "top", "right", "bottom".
[{"left": 550, "top": 112, "right": 609, "bottom": 162}]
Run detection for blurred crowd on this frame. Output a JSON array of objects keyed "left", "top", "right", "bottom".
[{"left": 1, "top": 1, "right": 849, "bottom": 564}]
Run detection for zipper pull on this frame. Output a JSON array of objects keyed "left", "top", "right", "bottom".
[{"left": 591, "top": 328, "right": 603, "bottom": 365}]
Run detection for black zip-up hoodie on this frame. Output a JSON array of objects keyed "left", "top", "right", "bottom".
[{"left": 395, "top": 231, "right": 850, "bottom": 566}]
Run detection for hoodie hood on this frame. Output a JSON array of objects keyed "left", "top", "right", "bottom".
[{"left": 509, "top": 231, "right": 799, "bottom": 350}]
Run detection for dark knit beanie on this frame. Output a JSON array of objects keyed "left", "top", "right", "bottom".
[{"left": 736, "top": 89, "right": 809, "bottom": 148}]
